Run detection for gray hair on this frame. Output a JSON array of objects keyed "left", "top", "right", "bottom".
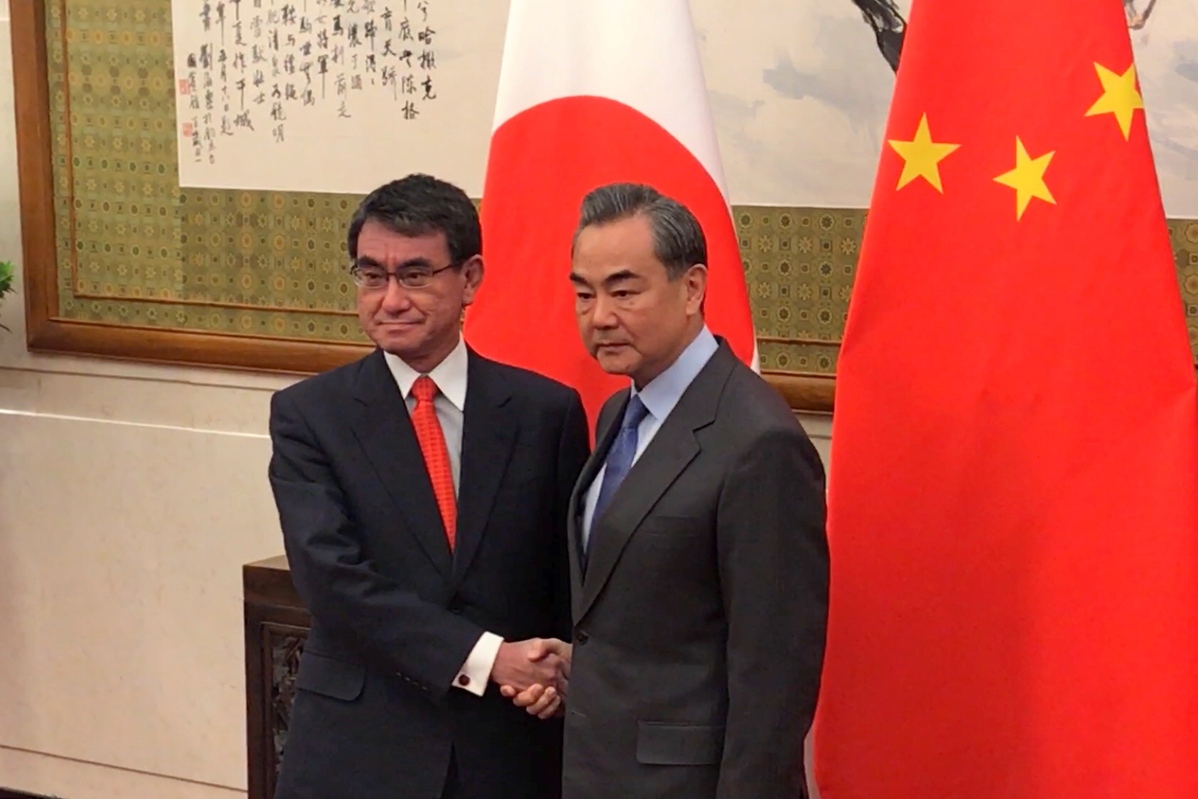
[{"left": 572, "top": 183, "right": 707, "bottom": 280}]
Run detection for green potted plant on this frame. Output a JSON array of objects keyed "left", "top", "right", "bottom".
[{"left": 0, "top": 259, "right": 14, "bottom": 332}]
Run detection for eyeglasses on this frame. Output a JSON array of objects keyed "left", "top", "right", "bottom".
[{"left": 349, "top": 262, "right": 457, "bottom": 291}]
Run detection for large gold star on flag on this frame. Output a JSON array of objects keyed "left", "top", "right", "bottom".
[
  {"left": 994, "top": 137, "right": 1056, "bottom": 220},
  {"left": 888, "top": 113, "right": 960, "bottom": 192},
  {"left": 1084, "top": 63, "right": 1144, "bottom": 140}
]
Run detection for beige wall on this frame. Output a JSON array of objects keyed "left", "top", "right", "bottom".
[
  {"left": 0, "top": 9, "right": 291, "bottom": 796},
  {"left": 0, "top": 9, "right": 831, "bottom": 797}
]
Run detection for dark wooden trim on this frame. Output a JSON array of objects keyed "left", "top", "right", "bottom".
[
  {"left": 757, "top": 334, "right": 843, "bottom": 347},
  {"left": 764, "top": 370, "right": 834, "bottom": 415},
  {"left": 0, "top": 788, "right": 60, "bottom": 799},
  {"left": 19, "top": 320, "right": 836, "bottom": 409},
  {"left": 27, "top": 319, "right": 374, "bottom": 376},
  {"left": 12, "top": 0, "right": 58, "bottom": 342}
]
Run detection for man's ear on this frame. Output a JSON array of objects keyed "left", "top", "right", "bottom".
[
  {"left": 461, "top": 255, "right": 485, "bottom": 306},
  {"left": 684, "top": 263, "right": 708, "bottom": 315}
]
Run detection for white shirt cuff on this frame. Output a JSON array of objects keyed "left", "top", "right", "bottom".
[{"left": 453, "top": 631, "right": 503, "bottom": 696}]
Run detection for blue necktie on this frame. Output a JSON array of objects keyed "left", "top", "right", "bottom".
[{"left": 589, "top": 395, "right": 650, "bottom": 545}]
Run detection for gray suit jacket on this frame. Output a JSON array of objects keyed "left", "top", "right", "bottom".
[{"left": 561, "top": 343, "right": 829, "bottom": 799}]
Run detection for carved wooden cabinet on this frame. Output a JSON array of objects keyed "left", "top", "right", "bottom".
[{"left": 243, "top": 555, "right": 310, "bottom": 799}]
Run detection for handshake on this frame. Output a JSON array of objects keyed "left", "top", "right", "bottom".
[{"left": 490, "top": 638, "right": 572, "bottom": 719}]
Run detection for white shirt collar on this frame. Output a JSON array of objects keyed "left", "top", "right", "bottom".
[{"left": 382, "top": 336, "right": 469, "bottom": 411}]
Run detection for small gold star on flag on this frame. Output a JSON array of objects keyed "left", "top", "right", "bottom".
[
  {"left": 993, "top": 136, "right": 1056, "bottom": 219},
  {"left": 888, "top": 113, "right": 960, "bottom": 193},
  {"left": 1085, "top": 63, "right": 1144, "bottom": 140}
]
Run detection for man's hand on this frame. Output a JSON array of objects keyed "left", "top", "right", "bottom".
[
  {"left": 490, "top": 638, "right": 563, "bottom": 694},
  {"left": 499, "top": 639, "right": 572, "bottom": 719}
]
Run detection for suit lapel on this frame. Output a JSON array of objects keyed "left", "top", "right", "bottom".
[
  {"left": 577, "top": 346, "right": 738, "bottom": 620},
  {"left": 568, "top": 394, "right": 626, "bottom": 620},
  {"left": 351, "top": 350, "right": 453, "bottom": 579},
  {"left": 453, "top": 352, "right": 516, "bottom": 585},
  {"left": 577, "top": 428, "right": 701, "bottom": 620}
]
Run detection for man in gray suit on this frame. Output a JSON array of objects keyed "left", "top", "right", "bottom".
[{"left": 512, "top": 183, "right": 829, "bottom": 798}]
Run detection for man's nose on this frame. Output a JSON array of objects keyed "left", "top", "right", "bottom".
[
  {"left": 379, "top": 277, "right": 412, "bottom": 312},
  {"left": 590, "top": 294, "right": 619, "bottom": 328}
]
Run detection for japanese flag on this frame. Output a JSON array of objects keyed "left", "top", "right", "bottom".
[{"left": 465, "top": 0, "right": 757, "bottom": 422}]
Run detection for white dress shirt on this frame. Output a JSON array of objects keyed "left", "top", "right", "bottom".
[
  {"left": 582, "top": 326, "right": 719, "bottom": 547},
  {"left": 384, "top": 336, "right": 503, "bottom": 696}
]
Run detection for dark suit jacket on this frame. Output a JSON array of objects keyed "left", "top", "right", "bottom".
[
  {"left": 562, "top": 343, "right": 829, "bottom": 799},
  {"left": 267, "top": 348, "right": 589, "bottom": 799}
]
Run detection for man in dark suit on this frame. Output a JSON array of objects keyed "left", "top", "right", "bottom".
[
  {"left": 516, "top": 182, "right": 829, "bottom": 798},
  {"left": 267, "top": 174, "right": 589, "bottom": 799}
]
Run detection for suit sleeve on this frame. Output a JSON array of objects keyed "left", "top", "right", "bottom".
[
  {"left": 552, "top": 389, "right": 591, "bottom": 641},
  {"left": 268, "top": 389, "right": 485, "bottom": 697},
  {"left": 715, "top": 427, "right": 829, "bottom": 799}
]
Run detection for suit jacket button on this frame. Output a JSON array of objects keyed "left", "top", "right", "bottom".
[
  {"left": 448, "top": 597, "right": 465, "bottom": 614},
  {"left": 575, "top": 630, "right": 589, "bottom": 645}
]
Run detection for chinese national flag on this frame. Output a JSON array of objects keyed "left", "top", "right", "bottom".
[
  {"left": 465, "top": 0, "right": 757, "bottom": 423},
  {"left": 813, "top": 0, "right": 1198, "bottom": 795}
]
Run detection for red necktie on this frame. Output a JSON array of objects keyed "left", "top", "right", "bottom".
[{"left": 410, "top": 375, "right": 456, "bottom": 550}]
